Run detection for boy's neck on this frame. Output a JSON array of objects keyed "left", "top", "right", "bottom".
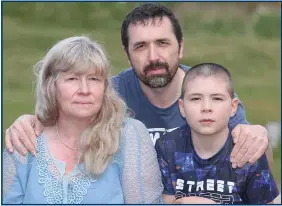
[{"left": 191, "top": 127, "right": 229, "bottom": 159}]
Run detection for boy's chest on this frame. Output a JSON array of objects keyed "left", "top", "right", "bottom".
[{"left": 174, "top": 158, "right": 246, "bottom": 204}]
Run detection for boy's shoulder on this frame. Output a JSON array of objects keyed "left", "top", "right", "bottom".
[{"left": 155, "top": 124, "right": 190, "bottom": 151}]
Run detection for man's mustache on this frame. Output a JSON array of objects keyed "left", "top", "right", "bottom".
[{"left": 144, "top": 61, "right": 169, "bottom": 74}]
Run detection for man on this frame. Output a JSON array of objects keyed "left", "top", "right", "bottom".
[{"left": 5, "top": 3, "right": 270, "bottom": 169}]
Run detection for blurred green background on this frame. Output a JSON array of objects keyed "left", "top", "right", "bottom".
[{"left": 3, "top": 2, "right": 281, "bottom": 189}]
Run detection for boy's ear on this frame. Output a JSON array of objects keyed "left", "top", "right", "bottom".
[
  {"left": 178, "top": 98, "right": 186, "bottom": 118},
  {"left": 231, "top": 98, "right": 239, "bottom": 117}
]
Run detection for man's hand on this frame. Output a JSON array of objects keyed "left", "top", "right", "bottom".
[
  {"left": 230, "top": 124, "right": 268, "bottom": 168},
  {"left": 5, "top": 115, "right": 43, "bottom": 156}
]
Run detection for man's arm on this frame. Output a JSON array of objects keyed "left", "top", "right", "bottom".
[{"left": 228, "top": 97, "right": 270, "bottom": 168}]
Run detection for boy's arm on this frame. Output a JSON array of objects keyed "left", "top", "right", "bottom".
[
  {"left": 163, "top": 194, "right": 217, "bottom": 204},
  {"left": 243, "top": 154, "right": 279, "bottom": 204}
]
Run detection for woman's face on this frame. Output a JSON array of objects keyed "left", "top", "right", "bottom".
[{"left": 55, "top": 68, "right": 105, "bottom": 122}]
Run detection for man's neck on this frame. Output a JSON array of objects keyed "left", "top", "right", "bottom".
[
  {"left": 191, "top": 127, "right": 229, "bottom": 159},
  {"left": 139, "top": 68, "right": 185, "bottom": 108}
]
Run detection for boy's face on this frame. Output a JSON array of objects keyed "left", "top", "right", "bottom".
[{"left": 178, "top": 75, "right": 238, "bottom": 136}]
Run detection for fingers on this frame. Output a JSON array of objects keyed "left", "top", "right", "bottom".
[
  {"left": 19, "top": 119, "right": 37, "bottom": 155},
  {"left": 9, "top": 126, "right": 28, "bottom": 156},
  {"left": 236, "top": 139, "right": 256, "bottom": 167},
  {"left": 33, "top": 116, "right": 43, "bottom": 137},
  {"left": 248, "top": 137, "right": 268, "bottom": 164},
  {"left": 231, "top": 124, "right": 269, "bottom": 168},
  {"left": 230, "top": 130, "right": 247, "bottom": 167},
  {"left": 5, "top": 128, "right": 14, "bottom": 153},
  {"left": 6, "top": 115, "right": 39, "bottom": 156}
]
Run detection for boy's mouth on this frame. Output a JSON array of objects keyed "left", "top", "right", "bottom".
[{"left": 199, "top": 119, "right": 215, "bottom": 123}]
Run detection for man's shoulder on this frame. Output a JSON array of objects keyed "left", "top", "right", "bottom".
[
  {"left": 111, "top": 67, "right": 135, "bottom": 82},
  {"left": 111, "top": 67, "right": 136, "bottom": 92},
  {"left": 179, "top": 64, "right": 191, "bottom": 72}
]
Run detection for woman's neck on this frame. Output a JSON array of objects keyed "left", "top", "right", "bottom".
[
  {"left": 56, "top": 118, "right": 90, "bottom": 143},
  {"left": 44, "top": 117, "right": 92, "bottom": 176},
  {"left": 191, "top": 127, "right": 229, "bottom": 159}
]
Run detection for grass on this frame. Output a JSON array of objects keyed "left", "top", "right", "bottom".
[{"left": 2, "top": 2, "right": 281, "bottom": 184}]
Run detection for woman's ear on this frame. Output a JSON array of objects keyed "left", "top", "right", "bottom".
[{"left": 231, "top": 98, "right": 239, "bottom": 117}]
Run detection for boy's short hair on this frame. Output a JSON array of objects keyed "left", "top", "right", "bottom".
[{"left": 181, "top": 63, "right": 235, "bottom": 99}]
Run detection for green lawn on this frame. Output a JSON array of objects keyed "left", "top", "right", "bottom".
[{"left": 3, "top": 2, "right": 281, "bottom": 184}]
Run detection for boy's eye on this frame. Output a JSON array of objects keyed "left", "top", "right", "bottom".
[
  {"left": 89, "top": 77, "right": 99, "bottom": 81},
  {"left": 213, "top": 97, "right": 223, "bottom": 101},
  {"left": 191, "top": 97, "right": 200, "bottom": 101}
]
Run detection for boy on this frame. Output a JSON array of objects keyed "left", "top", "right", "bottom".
[{"left": 155, "top": 63, "right": 279, "bottom": 204}]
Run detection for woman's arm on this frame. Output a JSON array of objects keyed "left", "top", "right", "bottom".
[
  {"left": 121, "top": 118, "right": 163, "bottom": 204},
  {"left": 3, "top": 149, "right": 28, "bottom": 203}
]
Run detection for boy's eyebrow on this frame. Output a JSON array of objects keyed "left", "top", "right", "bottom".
[
  {"left": 187, "top": 93, "right": 202, "bottom": 96},
  {"left": 210, "top": 93, "right": 226, "bottom": 96},
  {"left": 186, "top": 93, "right": 226, "bottom": 96}
]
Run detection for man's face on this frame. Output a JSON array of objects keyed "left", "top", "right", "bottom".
[{"left": 126, "top": 17, "right": 183, "bottom": 88}]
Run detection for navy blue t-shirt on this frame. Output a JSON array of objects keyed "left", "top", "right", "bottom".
[
  {"left": 155, "top": 124, "right": 279, "bottom": 204},
  {"left": 111, "top": 65, "right": 248, "bottom": 145}
]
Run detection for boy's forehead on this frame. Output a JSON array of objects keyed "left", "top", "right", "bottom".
[{"left": 185, "top": 75, "right": 230, "bottom": 92}]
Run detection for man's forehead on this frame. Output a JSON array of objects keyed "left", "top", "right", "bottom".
[
  {"left": 127, "top": 17, "right": 174, "bottom": 43},
  {"left": 130, "top": 16, "right": 165, "bottom": 27}
]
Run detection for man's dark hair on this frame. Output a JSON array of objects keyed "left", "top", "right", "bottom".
[
  {"left": 181, "top": 63, "right": 235, "bottom": 99},
  {"left": 121, "top": 3, "right": 183, "bottom": 53}
]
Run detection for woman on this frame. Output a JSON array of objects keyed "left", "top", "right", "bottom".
[{"left": 3, "top": 36, "right": 163, "bottom": 204}]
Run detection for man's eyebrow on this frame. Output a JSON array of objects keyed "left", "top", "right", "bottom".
[
  {"left": 156, "top": 38, "right": 171, "bottom": 42},
  {"left": 132, "top": 41, "right": 146, "bottom": 47}
]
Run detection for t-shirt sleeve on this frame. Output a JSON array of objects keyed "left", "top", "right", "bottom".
[
  {"left": 110, "top": 76, "right": 119, "bottom": 92},
  {"left": 155, "top": 138, "right": 175, "bottom": 195},
  {"left": 229, "top": 94, "right": 249, "bottom": 130},
  {"left": 243, "top": 154, "right": 279, "bottom": 204}
]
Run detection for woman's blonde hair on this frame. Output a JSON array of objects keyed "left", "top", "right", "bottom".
[{"left": 34, "top": 36, "right": 127, "bottom": 177}]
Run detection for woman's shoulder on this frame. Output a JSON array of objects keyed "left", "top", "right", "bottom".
[{"left": 121, "top": 117, "right": 147, "bottom": 131}]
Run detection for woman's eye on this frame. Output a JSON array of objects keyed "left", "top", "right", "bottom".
[{"left": 67, "top": 77, "right": 77, "bottom": 81}]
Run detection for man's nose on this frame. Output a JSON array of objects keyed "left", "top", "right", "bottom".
[{"left": 148, "top": 45, "right": 159, "bottom": 62}]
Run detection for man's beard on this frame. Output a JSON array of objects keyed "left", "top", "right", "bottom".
[{"left": 136, "top": 61, "right": 178, "bottom": 88}]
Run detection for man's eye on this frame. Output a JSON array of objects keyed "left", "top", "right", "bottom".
[{"left": 159, "top": 41, "right": 168, "bottom": 45}]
